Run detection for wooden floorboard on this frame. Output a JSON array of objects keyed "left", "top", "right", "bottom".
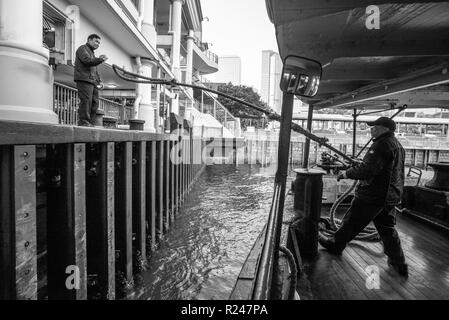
[
  {"left": 344, "top": 246, "right": 404, "bottom": 300},
  {"left": 299, "top": 208, "right": 449, "bottom": 300},
  {"left": 350, "top": 242, "right": 423, "bottom": 300}
]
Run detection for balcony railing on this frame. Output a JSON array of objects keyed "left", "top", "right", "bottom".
[
  {"left": 204, "top": 50, "right": 219, "bottom": 64},
  {"left": 53, "top": 82, "right": 131, "bottom": 125}
]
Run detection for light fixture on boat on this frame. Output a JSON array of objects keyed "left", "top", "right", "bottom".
[
  {"left": 105, "top": 83, "right": 118, "bottom": 89},
  {"left": 280, "top": 55, "right": 322, "bottom": 98}
]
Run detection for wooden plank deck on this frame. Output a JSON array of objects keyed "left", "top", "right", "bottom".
[{"left": 298, "top": 208, "right": 449, "bottom": 300}]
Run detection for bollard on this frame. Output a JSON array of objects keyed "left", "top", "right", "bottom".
[
  {"left": 103, "top": 117, "right": 118, "bottom": 129},
  {"left": 293, "top": 168, "right": 325, "bottom": 258},
  {"left": 129, "top": 119, "right": 145, "bottom": 131},
  {"left": 93, "top": 110, "right": 105, "bottom": 127}
]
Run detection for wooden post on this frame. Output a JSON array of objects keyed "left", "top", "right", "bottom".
[
  {"left": 180, "top": 138, "right": 184, "bottom": 201},
  {"left": 157, "top": 141, "right": 164, "bottom": 239},
  {"left": 170, "top": 140, "right": 176, "bottom": 222},
  {"left": 86, "top": 143, "right": 115, "bottom": 300},
  {"left": 132, "top": 141, "right": 147, "bottom": 270},
  {"left": 114, "top": 142, "right": 133, "bottom": 288},
  {"left": 189, "top": 135, "right": 193, "bottom": 189},
  {"left": 164, "top": 140, "right": 170, "bottom": 232},
  {"left": 0, "top": 146, "right": 37, "bottom": 300},
  {"left": 178, "top": 134, "right": 181, "bottom": 207},
  {"left": 0, "top": 146, "right": 14, "bottom": 300},
  {"left": 183, "top": 139, "right": 187, "bottom": 195},
  {"left": 146, "top": 141, "right": 157, "bottom": 251},
  {"left": 174, "top": 138, "right": 180, "bottom": 214},
  {"left": 46, "top": 144, "right": 87, "bottom": 300}
]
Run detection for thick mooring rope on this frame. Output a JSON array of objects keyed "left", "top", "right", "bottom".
[
  {"left": 279, "top": 246, "right": 298, "bottom": 300},
  {"left": 318, "top": 180, "right": 381, "bottom": 242}
]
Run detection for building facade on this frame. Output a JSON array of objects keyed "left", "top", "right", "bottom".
[
  {"left": 0, "top": 0, "right": 238, "bottom": 135},
  {"left": 260, "top": 50, "right": 282, "bottom": 113},
  {"left": 214, "top": 55, "right": 242, "bottom": 85}
]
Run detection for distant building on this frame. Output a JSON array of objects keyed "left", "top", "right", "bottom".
[
  {"left": 261, "top": 50, "right": 283, "bottom": 113},
  {"left": 214, "top": 56, "right": 242, "bottom": 85}
]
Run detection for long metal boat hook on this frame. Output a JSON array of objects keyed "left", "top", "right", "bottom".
[{"left": 112, "top": 64, "right": 359, "bottom": 166}]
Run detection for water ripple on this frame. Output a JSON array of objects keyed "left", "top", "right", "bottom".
[{"left": 135, "top": 164, "right": 276, "bottom": 300}]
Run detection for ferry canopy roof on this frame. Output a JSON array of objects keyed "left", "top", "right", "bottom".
[{"left": 266, "top": 0, "right": 449, "bottom": 110}]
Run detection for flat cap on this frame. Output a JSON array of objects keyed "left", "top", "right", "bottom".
[{"left": 367, "top": 117, "right": 396, "bottom": 132}]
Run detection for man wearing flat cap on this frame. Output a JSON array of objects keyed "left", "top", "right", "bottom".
[{"left": 319, "top": 117, "right": 408, "bottom": 276}]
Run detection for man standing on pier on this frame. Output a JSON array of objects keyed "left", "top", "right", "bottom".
[
  {"left": 319, "top": 117, "right": 408, "bottom": 277},
  {"left": 74, "top": 34, "right": 108, "bottom": 127}
]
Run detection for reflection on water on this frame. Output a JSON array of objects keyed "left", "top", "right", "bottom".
[{"left": 133, "top": 164, "right": 277, "bottom": 300}]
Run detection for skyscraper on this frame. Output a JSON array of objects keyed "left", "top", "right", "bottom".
[
  {"left": 261, "top": 50, "right": 283, "bottom": 113},
  {"left": 214, "top": 55, "right": 242, "bottom": 85}
]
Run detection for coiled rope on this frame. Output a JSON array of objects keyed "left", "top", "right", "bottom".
[
  {"left": 318, "top": 180, "right": 381, "bottom": 242},
  {"left": 279, "top": 246, "right": 299, "bottom": 300}
]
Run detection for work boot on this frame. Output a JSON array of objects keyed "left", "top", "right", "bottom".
[
  {"left": 388, "top": 258, "right": 408, "bottom": 277},
  {"left": 78, "top": 120, "right": 94, "bottom": 127},
  {"left": 318, "top": 235, "right": 343, "bottom": 255}
]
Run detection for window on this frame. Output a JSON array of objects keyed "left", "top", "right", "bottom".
[{"left": 43, "top": 1, "right": 75, "bottom": 65}]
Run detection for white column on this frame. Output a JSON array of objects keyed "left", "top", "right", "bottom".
[
  {"left": 184, "top": 30, "right": 195, "bottom": 121},
  {"left": 168, "top": 0, "right": 184, "bottom": 117},
  {"left": 134, "top": 57, "right": 157, "bottom": 132},
  {"left": 141, "top": 0, "right": 157, "bottom": 45},
  {"left": 155, "top": 67, "right": 162, "bottom": 133},
  {"left": 0, "top": 0, "right": 58, "bottom": 123},
  {"left": 186, "top": 30, "right": 194, "bottom": 86},
  {"left": 170, "top": 0, "right": 184, "bottom": 81},
  {"left": 170, "top": 93, "right": 179, "bottom": 116}
]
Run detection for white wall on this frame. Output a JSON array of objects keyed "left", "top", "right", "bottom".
[{"left": 49, "top": 0, "right": 133, "bottom": 70}]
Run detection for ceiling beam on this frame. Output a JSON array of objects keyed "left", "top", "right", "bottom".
[
  {"left": 268, "top": 0, "right": 449, "bottom": 23},
  {"left": 386, "top": 90, "right": 449, "bottom": 101},
  {"left": 317, "top": 82, "right": 372, "bottom": 95},
  {"left": 315, "top": 61, "right": 449, "bottom": 109},
  {"left": 280, "top": 38, "right": 449, "bottom": 63},
  {"left": 323, "top": 67, "right": 391, "bottom": 81}
]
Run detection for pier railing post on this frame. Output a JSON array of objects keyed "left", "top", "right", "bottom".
[
  {"left": 0, "top": 146, "right": 37, "bottom": 300},
  {"left": 46, "top": 144, "right": 87, "bottom": 300},
  {"left": 114, "top": 142, "right": 133, "bottom": 290},
  {"left": 156, "top": 141, "right": 164, "bottom": 240},
  {"left": 146, "top": 141, "right": 157, "bottom": 251},
  {"left": 170, "top": 140, "right": 176, "bottom": 221},
  {"left": 132, "top": 141, "right": 147, "bottom": 270},
  {"left": 0, "top": 146, "right": 14, "bottom": 300},
  {"left": 86, "top": 143, "right": 115, "bottom": 300},
  {"left": 164, "top": 139, "right": 171, "bottom": 231}
]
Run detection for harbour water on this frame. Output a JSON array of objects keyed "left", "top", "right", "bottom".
[
  {"left": 126, "top": 153, "right": 436, "bottom": 300},
  {"left": 132, "top": 164, "right": 278, "bottom": 300}
]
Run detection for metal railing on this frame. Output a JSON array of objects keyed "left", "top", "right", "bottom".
[
  {"left": 53, "top": 82, "right": 128, "bottom": 125},
  {"left": 192, "top": 82, "right": 240, "bottom": 137},
  {"left": 98, "top": 98, "right": 123, "bottom": 122},
  {"left": 53, "top": 82, "right": 79, "bottom": 125},
  {"left": 204, "top": 50, "right": 219, "bottom": 64}
]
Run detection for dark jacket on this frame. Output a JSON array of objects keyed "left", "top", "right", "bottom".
[
  {"left": 346, "top": 131, "right": 405, "bottom": 206},
  {"left": 74, "top": 44, "right": 103, "bottom": 85}
]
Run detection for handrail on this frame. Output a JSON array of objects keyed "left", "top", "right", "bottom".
[
  {"left": 112, "top": 65, "right": 358, "bottom": 165},
  {"left": 53, "top": 82, "right": 128, "bottom": 125}
]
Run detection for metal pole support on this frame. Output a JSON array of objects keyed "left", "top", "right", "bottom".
[{"left": 293, "top": 168, "right": 325, "bottom": 258}]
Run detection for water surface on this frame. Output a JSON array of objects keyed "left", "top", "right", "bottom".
[{"left": 134, "top": 164, "right": 277, "bottom": 300}]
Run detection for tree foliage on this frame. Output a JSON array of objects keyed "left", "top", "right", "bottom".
[{"left": 216, "top": 83, "right": 271, "bottom": 129}]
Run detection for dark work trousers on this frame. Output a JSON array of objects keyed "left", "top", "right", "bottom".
[
  {"left": 76, "top": 81, "right": 99, "bottom": 123},
  {"left": 334, "top": 198, "right": 406, "bottom": 264}
]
